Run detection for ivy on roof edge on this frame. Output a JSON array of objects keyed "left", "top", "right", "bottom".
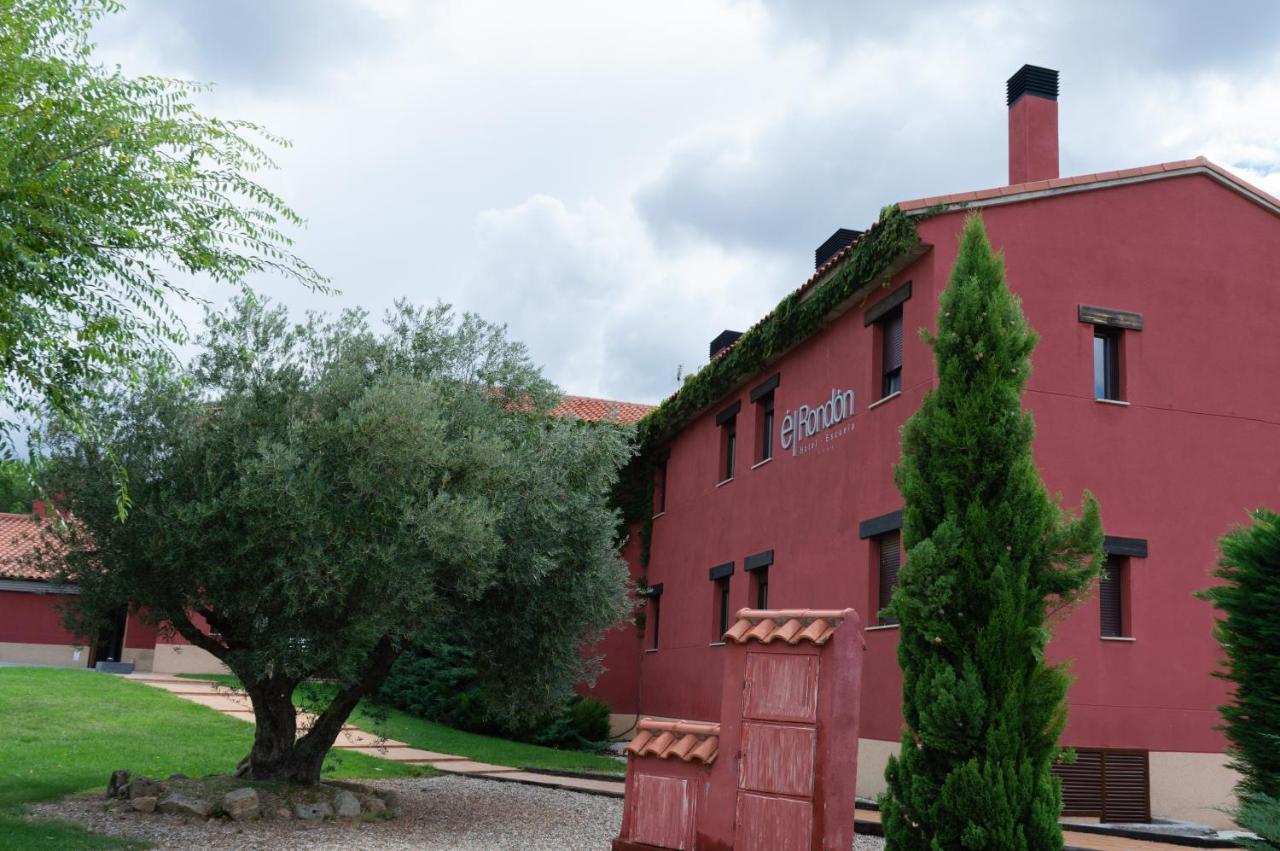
[{"left": 616, "top": 204, "right": 921, "bottom": 565}]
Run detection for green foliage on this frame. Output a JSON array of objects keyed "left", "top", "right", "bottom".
[
  {"left": 1237, "top": 792, "right": 1280, "bottom": 850},
  {"left": 1200, "top": 509, "right": 1280, "bottom": 823},
  {"left": 374, "top": 640, "right": 613, "bottom": 751},
  {"left": 879, "top": 214, "right": 1103, "bottom": 850},
  {"left": 36, "top": 296, "right": 632, "bottom": 781},
  {"left": 618, "top": 205, "right": 922, "bottom": 562},
  {"left": 0, "top": 0, "right": 325, "bottom": 502},
  {"left": 0, "top": 458, "right": 36, "bottom": 513}
]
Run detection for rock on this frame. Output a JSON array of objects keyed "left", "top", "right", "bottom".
[
  {"left": 293, "top": 801, "right": 333, "bottom": 820},
  {"left": 363, "top": 795, "right": 387, "bottom": 816},
  {"left": 222, "top": 787, "right": 260, "bottom": 821},
  {"left": 107, "top": 770, "right": 132, "bottom": 798},
  {"left": 158, "top": 794, "right": 213, "bottom": 818},
  {"left": 381, "top": 790, "right": 400, "bottom": 812},
  {"left": 130, "top": 796, "right": 158, "bottom": 814},
  {"left": 275, "top": 807, "right": 292, "bottom": 820},
  {"left": 128, "top": 777, "right": 163, "bottom": 800},
  {"left": 167, "top": 773, "right": 189, "bottom": 781},
  {"left": 332, "top": 789, "right": 361, "bottom": 818}
]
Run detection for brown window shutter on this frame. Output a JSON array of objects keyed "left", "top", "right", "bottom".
[
  {"left": 1101, "top": 751, "right": 1151, "bottom": 823},
  {"left": 1052, "top": 749, "right": 1150, "bottom": 822},
  {"left": 1054, "top": 749, "right": 1103, "bottom": 816},
  {"left": 1100, "top": 557, "right": 1124, "bottom": 637},
  {"left": 878, "top": 531, "right": 901, "bottom": 624},
  {"left": 883, "top": 309, "right": 904, "bottom": 372}
]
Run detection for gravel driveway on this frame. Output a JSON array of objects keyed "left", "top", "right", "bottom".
[{"left": 30, "top": 774, "right": 886, "bottom": 850}]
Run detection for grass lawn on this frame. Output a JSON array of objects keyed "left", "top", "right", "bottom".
[
  {"left": 179, "top": 673, "right": 626, "bottom": 776},
  {"left": 0, "top": 667, "right": 431, "bottom": 850}
]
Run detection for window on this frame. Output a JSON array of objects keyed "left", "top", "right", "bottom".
[
  {"left": 1094, "top": 328, "right": 1122, "bottom": 401},
  {"left": 715, "top": 577, "right": 731, "bottom": 638},
  {"left": 649, "top": 594, "right": 661, "bottom": 649},
  {"left": 1100, "top": 556, "right": 1127, "bottom": 637},
  {"left": 757, "top": 392, "right": 774, "bottom": 463},
  {"left": 876, "top": 530, "right": 901, "bottom": 625},
  {"left": 879, "top": 306, "right": 904, "bottom": 398},
  {"left": 716, "top": 401, "right": 740, "bottom": 483},
  {"left": 753, "top": 567, "right": 769, "bottom": 609},
  {"left": 653, "top": 459, "right": 667, "bottom": 515},
  {"left": 744, "top": 549, "right": 773, "bottom": 609},
  {"left": 709, "top": 562, "right": 734, "bottom": 640},
  {"left": 750, "top": 374, "right": 779, "bottom": 464},
  {"left": 722, "top": 417, "right": 736, "bottom": 480},
  {"left": 644, "top": 583, "right": 663, "bottom": 650}
]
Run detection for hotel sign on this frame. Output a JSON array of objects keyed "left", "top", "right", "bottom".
[{"left": 779, "top": 388, "right": 856, "bottom": 457}]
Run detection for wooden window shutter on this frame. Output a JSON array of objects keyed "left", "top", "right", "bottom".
[
  {"left": 878, "top": 531, "right": 901, "bottom": 624},
  {"left": 883, "top": 308, "right": 904, "bottom": 373},
  {"left": 1100, "top": 557, "right": 1124, "bottom": 637},
  {"left": 1052, "top": 749, "right": 1150, "bottom": 822},
  {"left": 1101, "top": 751, "right": 1151, "bottom": 823},
  {"left": 1055, "top": 750, "right": 1103, "bottom": 817}
]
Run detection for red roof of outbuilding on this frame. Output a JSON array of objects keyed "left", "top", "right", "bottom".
[
  {"left": 625, "top": 719, "right": 720, "bottom": 765},
  {"left": 0, "top": 512, "right": 51, "bottom": 581},
  {"left": 552, "top": 395, "right": 655, "bottom": 424}
]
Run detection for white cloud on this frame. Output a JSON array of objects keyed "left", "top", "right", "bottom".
[{"left": 87, "top": 0, "right": 1280, "bottom": 402}]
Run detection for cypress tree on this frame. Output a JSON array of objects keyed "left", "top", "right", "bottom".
[
  {"left": 880, "top": 213, "right": 1103, "bottom": 850},
  {"left": 1200, "top": 509, "right": 1280, "bottom": 808}
]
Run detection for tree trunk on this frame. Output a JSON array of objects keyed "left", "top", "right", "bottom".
[{"left": 239, "top": 638, "right": 404, "bottom": 784}]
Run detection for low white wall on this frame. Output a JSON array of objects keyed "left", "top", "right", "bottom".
[{"left": 151, "top": 642, "right": 229, "bottom": 675}]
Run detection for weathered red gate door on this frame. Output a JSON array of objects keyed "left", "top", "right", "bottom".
[{"left": 734, "top": 650, "right": 823, "bottom": 849}]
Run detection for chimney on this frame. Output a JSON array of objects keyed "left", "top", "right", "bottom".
[
  {"left": 709, "top": 330, "right": 742, "bottom": 360},
  {"left": 814, "top": 228, "right": 862, "bottom": 270},
  {"left": 1006, "top": 64, "right": 1059, "bottom": 185}
]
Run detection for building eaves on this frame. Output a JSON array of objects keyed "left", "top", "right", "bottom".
[{"left": 898, "top": 157, "right": 1280, "bottom": 218}]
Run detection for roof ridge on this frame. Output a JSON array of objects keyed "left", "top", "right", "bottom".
[{"left": 898, "top": 156, "right": 1280, "bottom": 216}]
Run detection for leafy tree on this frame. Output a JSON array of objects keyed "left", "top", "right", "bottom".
[
  {"left": 0, "top": 0, "right": 324, "bottom": 497},
  {"left": 880, "top": 214, "right": 1103, "bottom": 850},
  {"left": 1201, "top": 509, "right": 1280, "bottom": 837},
  {"left": 35, "top": 296, "right": 632, "bottom": 784},
  {"left": 0, "top": 459, "right": 36, "bottom": 512}
]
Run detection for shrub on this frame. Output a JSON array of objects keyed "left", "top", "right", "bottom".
[{"left": 374, "top": 641, "right": 612, "bottom": 752}]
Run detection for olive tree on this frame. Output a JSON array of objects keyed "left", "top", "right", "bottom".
[{"left": 36, "top": 296, "right": 632, "bottom": 784}]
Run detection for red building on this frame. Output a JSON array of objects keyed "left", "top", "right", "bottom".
[{"left": 588, "top": 65, "right": 1280, "bottom": 827}]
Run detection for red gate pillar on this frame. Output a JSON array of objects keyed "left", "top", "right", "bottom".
[
  {"left": 702, "top": 608, "right": 864, "bottom": 851},
  {"left": 614, "top": 607, "right": 864, "bottom": 850}
]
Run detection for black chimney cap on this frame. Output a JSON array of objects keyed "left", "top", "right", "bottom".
[
  {"left": 709, "top": 330, "right": 742, "bottom": 360},
  {"left": 1006, "top": 64, "right": 1058, "bottom": 106},
  {"left": 815, "top": 228, "right": 862, "bottom": 270}
]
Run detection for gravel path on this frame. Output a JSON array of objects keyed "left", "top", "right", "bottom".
[{"left": 29, "top": 774, "right": 886, "bottom": 850}]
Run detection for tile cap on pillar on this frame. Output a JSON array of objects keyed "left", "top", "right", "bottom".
[
  {"left": 721, "top": 607, "right": 855, "bottom": 646},
  {"left": 624, "top": 718, "right": 720, "bottom": 764}
]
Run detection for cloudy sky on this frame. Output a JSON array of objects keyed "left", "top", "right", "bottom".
[{"left": 92, "top": 0, "right": 1280, "bottom": 404}]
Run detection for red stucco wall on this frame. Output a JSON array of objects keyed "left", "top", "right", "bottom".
[
  {"left": 0, "top": 590, "right": 84, "bottom": 645},
  {"left": 590, "top": 172, "right": 1280, "bottom": 757}
]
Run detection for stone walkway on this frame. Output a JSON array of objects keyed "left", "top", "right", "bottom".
[
  {"left": 122, "top": 673, "right": 625, "bottom": 797},
  {"left": 123, "top": 675, "right": 1216, "bottom": 851}
]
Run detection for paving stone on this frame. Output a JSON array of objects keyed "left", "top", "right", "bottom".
[
  {"left": 340, "top": 746, "right": 463, "bottom": 762},
  {"left": 181, "top": 694, "right": 253, "bottom": 711},
  {"left": 429, "top": 760, "right": 520, "bottom": 774},
  {"left": 330, "top": 729, "right": 401, "bottom": 748},
  {"left": 487, "top": 771, "right": 624, "bottom": 796}
]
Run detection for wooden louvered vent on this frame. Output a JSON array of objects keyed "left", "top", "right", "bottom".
[{"left": 1053, "top": 748, "right": 1151, "bottom": 823}]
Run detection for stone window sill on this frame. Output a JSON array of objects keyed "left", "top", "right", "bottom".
[
  {"left": 868, "top": 391, "right": 902, "bottom": 411},
  {"left": 866, "top": 623, "right": 900, "bottom": 632}
]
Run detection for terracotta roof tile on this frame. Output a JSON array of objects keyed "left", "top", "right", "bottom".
[
  {"left": 721, "top": 608, "right": 853, "bottom": 646},
  {"left": 551, "top": 395, "right": 655, "bottom": 424},
  {"left": 625, "top": 719, "right": 720, "bottom": 765},
  {"left": 897, "top": 157, "right": 1280, "bottom": 215},
  {"left": 0, "top": 513, "right": 52, "bottom": 581}
]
